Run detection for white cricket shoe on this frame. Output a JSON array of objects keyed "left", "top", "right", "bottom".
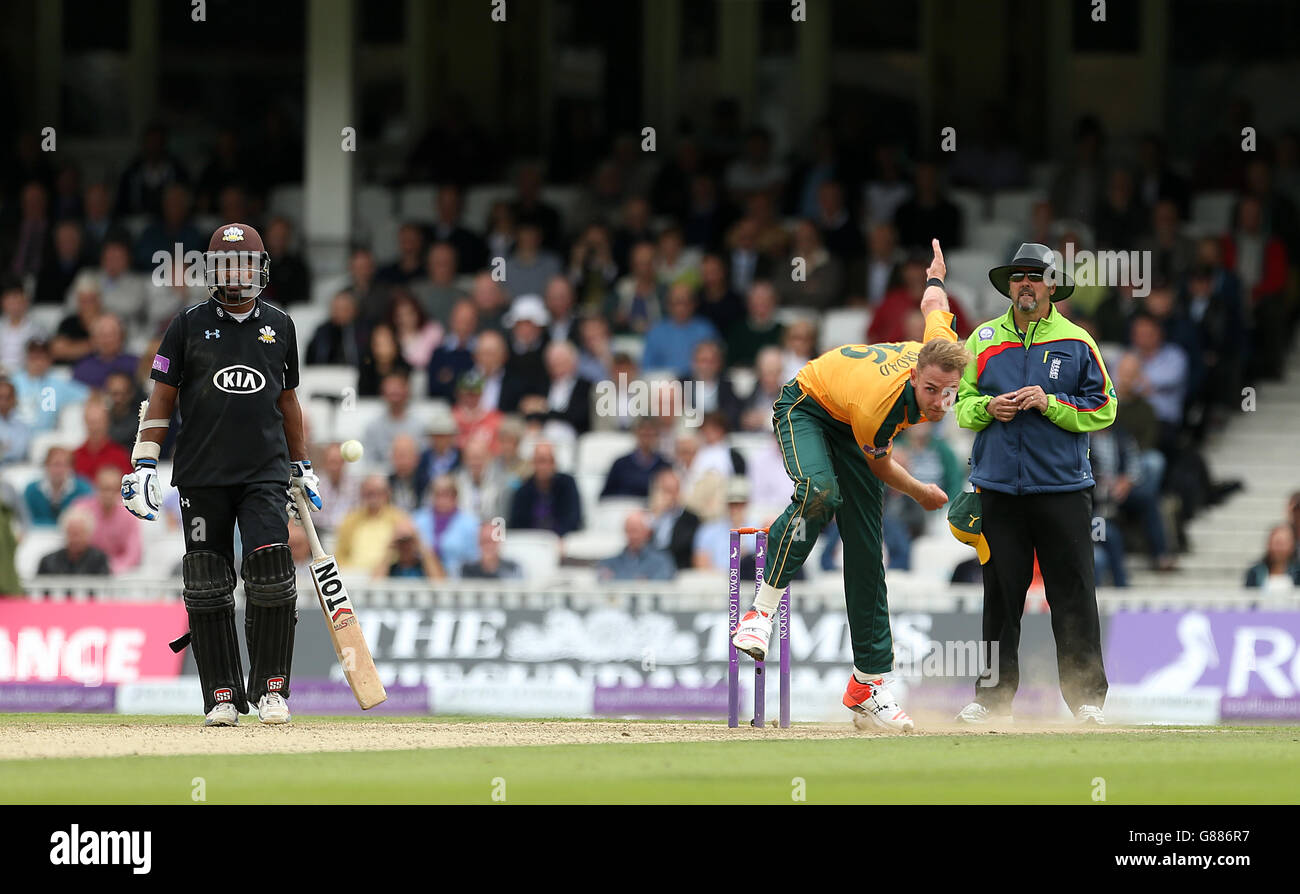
[
  {"left": 954, "top": 702, "right": 1014, "bottom": 725},
  {"left": 731, "top": 608, "right": 773, "bottom": 661},
  {"left": 257, "top": 693, "right": 292, "bottom": 725},
  {"left": 1074, "top": 704, "right": 1106, "bottom": 725},
  {"left": 843, "top": 675, "right": 914, "bottom": 733},
  {"left": 204, "top": 703, "right": 238, "bottom": 727}
]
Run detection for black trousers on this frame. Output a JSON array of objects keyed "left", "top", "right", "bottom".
[
  {"left": 177, "top": 481, "right": 289, "bottom": 574},
  {"left": 975, "top": 487, "right": 1108, "bottom": 714}
]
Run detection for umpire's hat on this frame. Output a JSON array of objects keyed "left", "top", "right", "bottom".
[
  {"left": 988, "top": 242, "right": 1073, "bottom": 302},
  {"left": 947, "top": 491, "right": 990, "bottom": 564}
]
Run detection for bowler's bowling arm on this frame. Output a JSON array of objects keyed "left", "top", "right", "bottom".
[{"left": 865, "top": 452, "right": 928, "bottom": 503}]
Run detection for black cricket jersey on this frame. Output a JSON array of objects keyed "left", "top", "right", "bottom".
[{"left": 150, "top": 297, "right": 300, "bottom": 487}]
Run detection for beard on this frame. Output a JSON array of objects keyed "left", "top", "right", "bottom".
[{"left": 1016, "top": 289, "right": 1039, "bottom": 312}]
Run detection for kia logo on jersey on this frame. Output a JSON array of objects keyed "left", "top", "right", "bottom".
[{"left": 212, "top": 364, "right": 267, "bottom": 394}]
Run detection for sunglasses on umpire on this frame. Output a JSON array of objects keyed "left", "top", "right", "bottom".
[{"left": 1009, "top": 271, "right": 1045, "bottom": 282}]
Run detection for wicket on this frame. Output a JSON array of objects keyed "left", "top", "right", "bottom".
[{"left": 727, "top": 527, "right": 790, "bottom": 728}]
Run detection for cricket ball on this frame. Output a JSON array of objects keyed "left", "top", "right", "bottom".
[{"left": 340, "top": 439, "right": 364, "bottom": 463}]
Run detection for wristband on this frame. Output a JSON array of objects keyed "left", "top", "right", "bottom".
[
  {"left": 132, "top": 440, "right": 161, "bottom": 463},
  {"left": 926, "top": 277, "right": 945, "bottom": 289}
]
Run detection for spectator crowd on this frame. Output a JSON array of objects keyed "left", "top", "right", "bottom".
[{"left": 0, "top": 106, "right": 1297, "bottom": 589}]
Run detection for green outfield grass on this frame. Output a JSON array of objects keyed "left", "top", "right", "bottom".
[{"left": 1, "top": 716, "right": 1296, "bottom": 804}]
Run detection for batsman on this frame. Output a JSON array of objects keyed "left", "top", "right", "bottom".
[
  {"left": 731, "top": 239, "right": 971, "bottom": 731},
  {"left": 121, "top": 222, "right": 323, "bottom": 726}
]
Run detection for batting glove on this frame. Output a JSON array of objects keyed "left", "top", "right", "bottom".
[
  {"left": 121, "top": 460, "right": 162, "bottom": 521},
  {"left": 287, "top": 460, "right": 322, "bottom": 524}
]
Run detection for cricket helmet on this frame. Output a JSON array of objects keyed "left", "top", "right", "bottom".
[{"left": 205, "top": 222, "right": 270, "bottom": 307}]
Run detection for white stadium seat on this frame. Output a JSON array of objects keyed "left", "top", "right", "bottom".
[
  {"left": 575, "top": 472, "right": 607, "bottom": 526},
  {"left": 355, "top": 185, "right": 393, "bottom": 235},
  {"left": 1191, "top": 190, "right": 1236, "bottom": 235},
  {"left": 990, "top": 189, "right": 1046, "bottom": 228},
  {"left": 499, "top": 529, "right": 561, "bottom": 581},
  {"left": 818, "top": 307, "right": 870, "bottom": 352},
  {"left": 541, "top": 186, "right": 584, "bottom": 232},
  {"left": 18, "top": 530, "right": 67, "bottom": 580},
  {"left": 575, "top": 431, "right": 635, "bottom": 474},
  {"left": 304, "top": 398, "right": 335, "bottom": 447},
  {"left": 331, "top": 397, "right": 386, "bottom": 443},
  {"left": 29, "top": 305, "right": 64, "bottom": 334},
  {"left": 312, "top": 272, "right": 351, "bottom": 307},
  {"left": 27, "top": 431, "right": 79, "bottom": 466},
  {"left": 590, "top": 497, "right": 645, "bottom": 532},
  {"left": 967, "top": 220, "right": 1020, "bottom": 256},
  {"left": 949, "top": 188, "right": 986, "bottom": 226},
  {"left": 908, "top": 535, "right": 972, "bottom": 584},
  {"left": 610, "top": 335, "right": 644, "bottom": 364},
  {"left": 1, "top": 462, "right": 42, "bottom": 497},
  {"left": 287, "top": 304, "right": 328, "bottom": 365},
  {"left": 561, "top": 529, "right": 624, "bottom": 563},
  {"left": 297, "top": 364, "right": 358, "bottom": 403},
  {"left": 397, "top": 183, "right": 438, "bottom": 222},
  {"left": 462, "top": 184, "right": 514, "bottom": 232},
  {"left": 130, "top": 530, "right": 187, "bottom": 579},
  {"left": 269, "top": 184, "right": 304, "bottom": 225}
]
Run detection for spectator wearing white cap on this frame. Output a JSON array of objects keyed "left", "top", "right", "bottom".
[
  {"left": 502, "top": 294, "right": 551, "bottom": 412},
  {"left": 543, "top": 340, "right": 591, "bottom": 436},
  {"left": 418, "top": 405, "right": 461, "bottom": 482}
]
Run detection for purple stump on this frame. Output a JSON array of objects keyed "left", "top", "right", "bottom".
[
  {"left": 779, "top": 586, "right": 791, "bottom": 727},
  {"left": 752, "top": 530, "right": 766, "bottom": 727},
  {"left": 727, "top": 529, "right": 740, "bottom": 728}
]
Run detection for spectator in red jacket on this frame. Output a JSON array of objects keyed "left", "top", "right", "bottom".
[
  {"left": 73, "top": 400, "right": 132, "bottom": 481},
  {"left": 867, "top": 255, "right": 970, "bottom": 343},
  {"left": 1221, "top": 196, "right": 1290, "bottom": 379}
]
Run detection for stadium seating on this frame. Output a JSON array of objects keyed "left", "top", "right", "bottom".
[
  {"left": 575, "top": 431, "right": 635, "bottom": 475},
  {"left": 561, "top": 529, "right": 624, "bottom": 563},
  {"left": 818, "top": 307, "right": 871, "bottom": 351},
  {"left": 296, "top": 364, "right": 358, "bottom": 403},
  {"left": 1190, "top": 190, "right": 1237, "bottom": 234},
  {"left": 499, "top": 529, "right": 561, "bottom": 581},
  {"left": 17, "top": 530, "right": 65, "bottom": 579}
]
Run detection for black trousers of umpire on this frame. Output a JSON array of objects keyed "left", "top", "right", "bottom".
[{"left": 975, "top": 487, "right": 1108, "bottom": 714}]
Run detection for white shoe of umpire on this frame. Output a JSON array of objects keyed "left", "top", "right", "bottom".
[
  {"left": 1074, "top": 704, "right": 1106, "bottom": 725},
  {"left": 731, "top": 609, "right": 773, "bottom": 661},
  {"left": 257, "top": 693, "right": 292, "bottom": 725},
  {"left": 954, "top": 702, "right": 1014, "bottom": 725},
  {"left": 843, "top": 675, "right": 914, "bottom": 732},
  {"left": 204, "top": 703, "right": 239, "bottom": 727}
]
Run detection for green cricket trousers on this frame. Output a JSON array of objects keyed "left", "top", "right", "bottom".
[{"left": 767, "top": 381, "right": 893, "bottom": 675}]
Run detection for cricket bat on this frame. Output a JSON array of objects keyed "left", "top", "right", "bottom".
[{"left": 292, "top": 487, "right": 388, "bottom": 709}]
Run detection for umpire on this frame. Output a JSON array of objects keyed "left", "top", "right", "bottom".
[{"left": 953, "top": 243, "right": 1115, "bottom": 724}]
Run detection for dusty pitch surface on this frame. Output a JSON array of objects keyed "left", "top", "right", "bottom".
[{"left": 0, "top": 716, "right": 1177, "bottom": 760}]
